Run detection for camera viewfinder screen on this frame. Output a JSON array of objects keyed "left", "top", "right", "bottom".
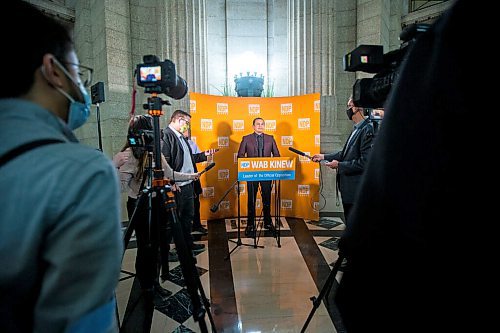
[{"left": 140, "top": 66, "right": 161, "bottom": 82}]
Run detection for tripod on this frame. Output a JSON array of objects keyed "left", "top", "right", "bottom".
[
  {"left": 119, "top": 94, "right": 216, "bottom": 333},
  {"left": 301, "top": 253, "right": 345, "bottom": 332}
]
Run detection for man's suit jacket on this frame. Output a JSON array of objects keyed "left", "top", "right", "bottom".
[
  {"left": 237, "top": 133, "right": 280, "bottom": 158},
  {"left": 161, "top": 127, "right": 207, "bottom": 176},
  {"left": 325, "top": 119, "right": 374, "bottom": 204}
]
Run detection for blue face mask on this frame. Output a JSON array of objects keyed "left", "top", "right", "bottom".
[
  {"left": 66, "top": 84, "right": 91, "bottom": 130},
  {"left": 46, "top": 59, "right": 92, "bottom": 130}
]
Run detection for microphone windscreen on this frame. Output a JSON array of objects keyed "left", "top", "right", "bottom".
[{"left": 210, "top": 204, "right": 218, "bottom": 213}]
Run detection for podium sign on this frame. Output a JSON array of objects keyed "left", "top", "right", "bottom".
[{"left": 237, "top": 157, "right": 296, "bottom": 181}]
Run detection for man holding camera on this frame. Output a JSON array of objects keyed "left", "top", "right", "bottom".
[
  {"left": 312, "top": 98, "right": 374, "bottom": 224},
  {"left": 0, "top": 2, "right": 122, "bottom": 332}
]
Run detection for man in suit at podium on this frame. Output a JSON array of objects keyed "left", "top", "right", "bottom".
[{"left": 237, "top": 118, "right": 280, "bottom": 236}]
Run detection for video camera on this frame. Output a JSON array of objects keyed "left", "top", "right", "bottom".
[
  {"left": 136, "top": 55, "right": 188, "bottom": 99},
  {"left": 127, "top": 129, "right": 154, "bottom": 148},
  {"left": 343, "top": 24, "right": 430, "bottom": 109}
]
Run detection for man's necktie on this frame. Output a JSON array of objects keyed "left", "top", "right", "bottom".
[{"left": 257, "top": 135, "right": 263, "bottom": 157}]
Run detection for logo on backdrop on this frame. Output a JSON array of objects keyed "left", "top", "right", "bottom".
[
  {"left": 202, "top": 187, "right": 214, "bottom": 198},
  {"left": 281, "top": 136, "right": 293, "bottom": 146},
  {"left": 234, "top": 183, "right": 246, "bottom": 195},
  {"left": 217, "top": 103, "right": 229, "bottom": 115},
  {"left": 201, "top": 119, "right": 213, "bottom": 131},
  {"left": 218, "top": 136, "right": 229, "bottom": 148},
  {"left": 299, "top": 153, "right": 311, "bottom": 163},
  {"left": 255, "top": 199, "right": 261, "bottom": 209},
  {"left": 315, "top": 134, "right": 320, "bottom": 146},
  {"left": 218, "top": 169, "right": 230, "bottom": 181},
  {"left": 233, "top": 120, "right": 244, "bottom": 131},
  {"left": 298, "top": 185, "right": 310, "bottom": 196},
  {"left": 298, "top": 118, "right": 311, "bottom": 130},
  {"left": 190, "top": 100, "right": 196, "bottom": 113},
  {"left": 248, "top": 104, "right": 260, "bottom": 115},
  {"left": 314, "top": 100, "right": 320, "bottom": 112},
  {"left": 265, "top": 119, "right": 276, "bottom": 131},
  {"left": 281, "top": 199, "right": 293, "bottom": 210},
  {"left": 314, "top": 168, "right": 320, "bottom": 179},
  {"left": 233, "top": 153, "right": 238, "bottom": 164},
  {"left": 220, "top": 201, "right": 230, "bottom": 210},
  {"left": 281, "top": 103, "right": 293, "bottom": 115}
]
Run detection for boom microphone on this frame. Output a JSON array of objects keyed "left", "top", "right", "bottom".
[
  {"left": 288, "top": 147, "right": 312, "bottom": 159},
  {"left": 199, "top": 162, "right": 216, "bottom": 176}
]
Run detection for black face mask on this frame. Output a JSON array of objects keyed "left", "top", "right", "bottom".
[{"left": 346, "top": 107, "right": 355, "bottom": 120}]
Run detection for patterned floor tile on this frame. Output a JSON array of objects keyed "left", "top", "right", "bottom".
[{"left": 319, "top": 237, "right": 340, "bottom": 251}]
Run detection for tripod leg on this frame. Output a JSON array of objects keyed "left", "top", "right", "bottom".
[
  {"left": 301, "top": 255, "right": 344, "bottom": 333},
  {"left": 160, "top": 190, "right": 213, "bottom": 333}
]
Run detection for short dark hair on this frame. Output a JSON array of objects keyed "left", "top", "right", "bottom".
[
  {"left": 253, "top": 117, "right": 264, "bottom": 125},
  {"left": 0, "top": 2, "right": 73, "bottom": 98},
  {"left": 170, "top": 109, "right": 191, "bottom": 122}
]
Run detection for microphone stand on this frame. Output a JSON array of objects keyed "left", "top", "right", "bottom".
[{"left": 213, "top": 180, "right": 260, "bottom": 260}]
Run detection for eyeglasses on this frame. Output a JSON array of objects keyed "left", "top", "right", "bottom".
[
  {"left": 64, "top": 62, "right": 94, "bottom": 88},
  {"left": 179, "top": 117, "right": 190, "bottom": 124}
]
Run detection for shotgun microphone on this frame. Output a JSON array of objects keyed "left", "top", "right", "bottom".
[
  {"left": 288, "top": 147, "right": 305, "bottom": 156},
  {"left": 199, "top": 162, "right": 215, "bottom": 176},
  {"left": 288, "top": 147, "right": 312, "bottom": 159}
]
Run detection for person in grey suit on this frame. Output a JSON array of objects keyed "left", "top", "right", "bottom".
[
  {"left": 312, "top": 97, "right": 374, "bottom": 224},
  {"left": 237, "top": 118, "right": 280, "bottom": 236}
]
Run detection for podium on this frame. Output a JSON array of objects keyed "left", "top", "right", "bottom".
[{"left": 237, "top": 157, "right": 296, "bottom": 248}]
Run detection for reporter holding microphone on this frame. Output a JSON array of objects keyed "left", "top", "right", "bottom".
[{"left": 311, "top": 97, "right": 374, "bottom": 224}]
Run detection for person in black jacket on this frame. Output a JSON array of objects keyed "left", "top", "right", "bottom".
[
  {"left": 161, "top": 110, "right": 216, "bottom": 264},
  {"left": 312, "top": 97, "right": 374, "bottom": 224},
  {"left": 334, "top": 1, "right": 486, "bottom": 331}
]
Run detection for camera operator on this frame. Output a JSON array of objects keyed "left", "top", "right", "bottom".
[
  {"left": 0, "top": 2, "right": 122, "bottom": 332},
  {"left": 161, "top": 110, "right": 217, "bottom": 260},
  {"left": 117, "top": 114, "right": 200, "bottom": 301},
  {"left": 334, "top": 0, "right": 484, "bottom": 331},
  {"left": 312, "top": 97, "right": 374, "bottom": 224}
]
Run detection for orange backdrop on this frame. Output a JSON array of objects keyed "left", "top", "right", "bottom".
[{"left": 189, "top": 93, "right": 320, "bottom": 221}]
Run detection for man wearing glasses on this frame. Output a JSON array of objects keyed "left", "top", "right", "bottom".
[
  {"left": 0, "top": 2, "right": 122, "bottom": 332},
  {"left": 161, "top": 110, "right": 216, "bottom": 264}
]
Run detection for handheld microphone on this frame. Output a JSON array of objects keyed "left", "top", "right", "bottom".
[
  {"left": 210, "top": 204, "right": 219, "bottom": 213},
  {"left": 288, "top": 147, "right": 312, "bottom": 159},
  {"left": 199, "top": 162, "right": 216, "bottom": 176}
]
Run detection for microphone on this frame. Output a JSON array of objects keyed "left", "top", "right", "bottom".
[
  {"left": 210, "top": 204, "right": 219, "bottom": 213},
  {"left": 288, "top": 147, "right": 312, "bottom": 159},
  {"left": 199, "top": 162, "right": 215, "bottom": 176}
]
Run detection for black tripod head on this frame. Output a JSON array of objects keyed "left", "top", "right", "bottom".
[{"left": 139, "top": 93, "right": 171, "bottom": 182}]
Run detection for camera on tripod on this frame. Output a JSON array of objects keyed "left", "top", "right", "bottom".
[
  {"left": 127, "top": 129, "right": 154, "bottom": 148},
  {"left": 343, "top": 23, "right": 430, "bottom": 109},
  {"left": 136, "top": 55, "right": 188, "bottom": 99}
]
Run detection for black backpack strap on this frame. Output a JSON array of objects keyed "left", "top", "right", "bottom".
[{"left": 0, "top": 139, "right": 64, "bottom": 168}]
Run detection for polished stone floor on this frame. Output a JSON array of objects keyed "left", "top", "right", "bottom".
[{"left": 116, "top": 216, "right": 345, "bottom": 332}]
